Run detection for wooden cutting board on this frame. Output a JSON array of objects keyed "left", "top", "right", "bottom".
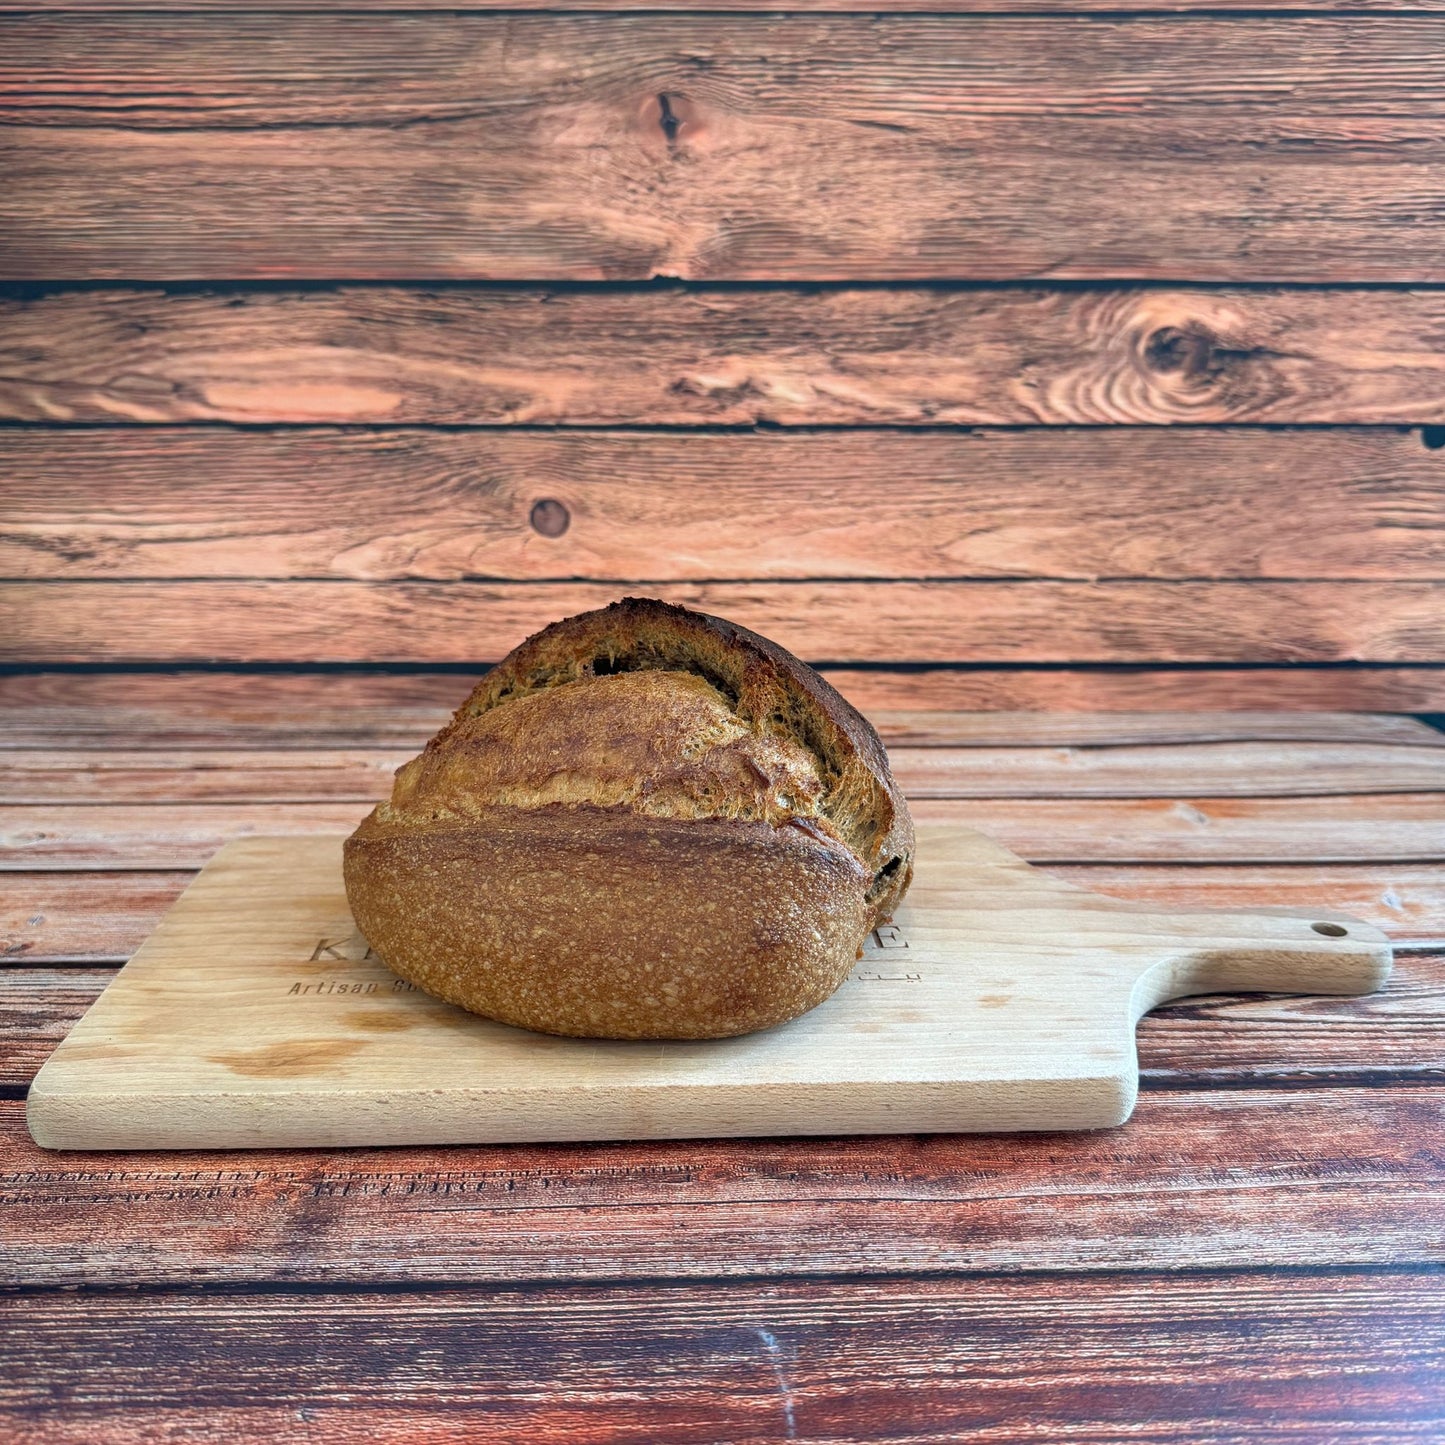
[{"left": 28, "top": 829, "right": 1391, "bottom": 1150}]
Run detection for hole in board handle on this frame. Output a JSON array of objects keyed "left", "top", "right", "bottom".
[{"left": 1312, "top": 922, "right": 1349, "bottom": 937}]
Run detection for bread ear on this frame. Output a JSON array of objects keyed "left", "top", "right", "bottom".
[{"left": 451, "top": 597, "right": 915, "bottom": 900}]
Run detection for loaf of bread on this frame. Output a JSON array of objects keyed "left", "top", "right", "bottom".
[{"left": 344, "top": 597, "right": 914, "bottom": 1039}]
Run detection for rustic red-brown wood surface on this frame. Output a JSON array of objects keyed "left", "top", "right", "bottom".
[
  {"left": 2, "top": 689, "right": 1443, "bottom": 1439},
  {"left": 6, "top": 16, "right": 1445, "bottom": 281},
  {"left": 5, "top": 1276, "right": 1441, "bottom": 1444},
  {"left": 7, "top": 287, "right": 1445, "bottom": 427},
  {"left": 13, "top": 0, "right": 1445, "bottom": 10},
  {"left": 4, "top": 12, "right": 1445, "bottom": 715},
  {"left": 6, "top": 668, "right": 1444, "bottom": 728},
  {"left": 9, "top": 427, "right": 1445, "bottom": 579},
  {"left": 9, "top": 580, "right": 1443, "bottom": 666},
  {"left": 8, "top": 418, "right": 1445, "bottom": 691},
  {"left": 5, "top": 0, "right": 1445, "bottom": 1430}
]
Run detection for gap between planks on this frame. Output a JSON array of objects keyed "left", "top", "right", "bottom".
[{"left": 14, "top": 0, "right": 1445, "bottom": 10}]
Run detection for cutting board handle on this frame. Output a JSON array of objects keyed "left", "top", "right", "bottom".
[{"left": 1129, "top": 906, "right": 1392, "bottom": 1020}]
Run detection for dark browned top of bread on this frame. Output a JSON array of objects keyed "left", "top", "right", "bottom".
[{"left": 371, "top": 597, "right": 913, "bottom": 918}]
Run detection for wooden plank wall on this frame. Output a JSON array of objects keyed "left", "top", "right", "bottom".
[{"left": 1, "top": 4, "right": 1444, "bottom": 708}]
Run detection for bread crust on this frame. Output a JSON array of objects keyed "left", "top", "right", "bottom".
[
  {"left": 344, "top": 597, "right": 915, "bottom": 1039},
  {"left": 346, "top": 805, "right": 873, "bottom": 1040}
]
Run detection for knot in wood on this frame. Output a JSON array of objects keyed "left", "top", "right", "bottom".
[
  {"left": 529, "top": 498, "right": 571, "bottom": 538},
  {"left": 1143, "top": 324, "right": 1218, "bottom": 380}
]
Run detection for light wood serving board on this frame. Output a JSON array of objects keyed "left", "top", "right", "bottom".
[{"left": 28, "top": 830, "right": 1391, "bottom": 1150}]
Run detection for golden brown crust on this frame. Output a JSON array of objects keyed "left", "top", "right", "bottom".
[
  {"left": 344, "top": 597, "right": 915, "bottom": 1039},
  {"left": 379, "top": 668, "right": 831, "bottom": 838},
  {"left": 346, "top": 804, "right": 873, "bottom": 1040}
]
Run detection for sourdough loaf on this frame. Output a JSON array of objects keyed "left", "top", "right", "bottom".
[{"left": 343, "top": 597, "right": 914, "bottom": 1039}]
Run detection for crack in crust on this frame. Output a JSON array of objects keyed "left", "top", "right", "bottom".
[
  {"left": 431, "top": 596, "right": 914, "bottom": 913},
  {"left": 378, "top": 668, "right": 833, "bottom": 839}
]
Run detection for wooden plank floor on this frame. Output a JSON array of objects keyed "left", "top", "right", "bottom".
[
  {"left": 8, "top": 16, "right": 1445, "bottom": 282},
  {"left": 2, "top": 682, "right": 1442, "bottom": 1439},
  {"left": 7, "top": 288, "right": 1445, "bottom": 428}
]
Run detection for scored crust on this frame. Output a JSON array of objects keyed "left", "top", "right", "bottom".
[{"left": 344, "top": 597, "right": 916, "bottom": 1039}]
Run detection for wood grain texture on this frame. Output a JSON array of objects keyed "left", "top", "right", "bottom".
[
  {"left": 876, "top": 712, "right": 1445, "bottom": 748},
  {"left": 9, "top": 953, "right": 1441, "bottom": 1093},
  {"left": 7, "top": 286, "right": 1445, "bottom": 426},
  {"left": 0, "top": 873, "right": 188, "bottom": 963},
  {"left": 4, "top": 1090, "right": 1443, "bottom": 1282},
  {"left": 1059, "top": 864, "right": 1445, "bottom": 946},
  {"left": 6, "top": 794, "right": 1442, "bottom": 868},
  {"left": 4, "top": 708, "right": 1438, "bottom": 1428},
  {"left": 0, "top": 803, "right": 369, "bottom": 870},
  {"left": 9, "top": 742, "right": 1445, "bottom": 803},
  {"left": 894, "top": 742, "right": 1445, "bottom": 799},
  {"left": 0, "top": 670, "right": 465, "bottom": 748},
  {"left": 5, "top": 1273, "right": 1444, "bottom": 1444},
  {"left": 8, "top": 428, "right": 1445, "bottom": 583},
  {"left": 25, "top": 830, "right": 1392, "bottom": 1148},
  {"left": 13, "top": 0, "right": 1445, "bottom": 11},
  {"left": 7, "top": 16, "right": 1445, "bottom": 281},
  {"left": 826, "top": 668, "right": 1445, "bottom": 716},
  {"left": 0, "top": 968, "right": 113, "bottom": 1086},
  {"left": 1140, "top": 953, "right": 1445, "bottom": 1086},
  {"left": 6, "top": 581, "right": 1443, "bottom": 664},
  {"left": 9, "top": 862, "right": 1445, "bottom": 965},
  {"left": 0, "top": 750, "right": 405, "bottom": 803},
  {"left": 906, "top": 796, "right": 1445, "bottom": 864},
  {"left": 5, "top": 671, "right": 1444, "bottom": 743}
]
